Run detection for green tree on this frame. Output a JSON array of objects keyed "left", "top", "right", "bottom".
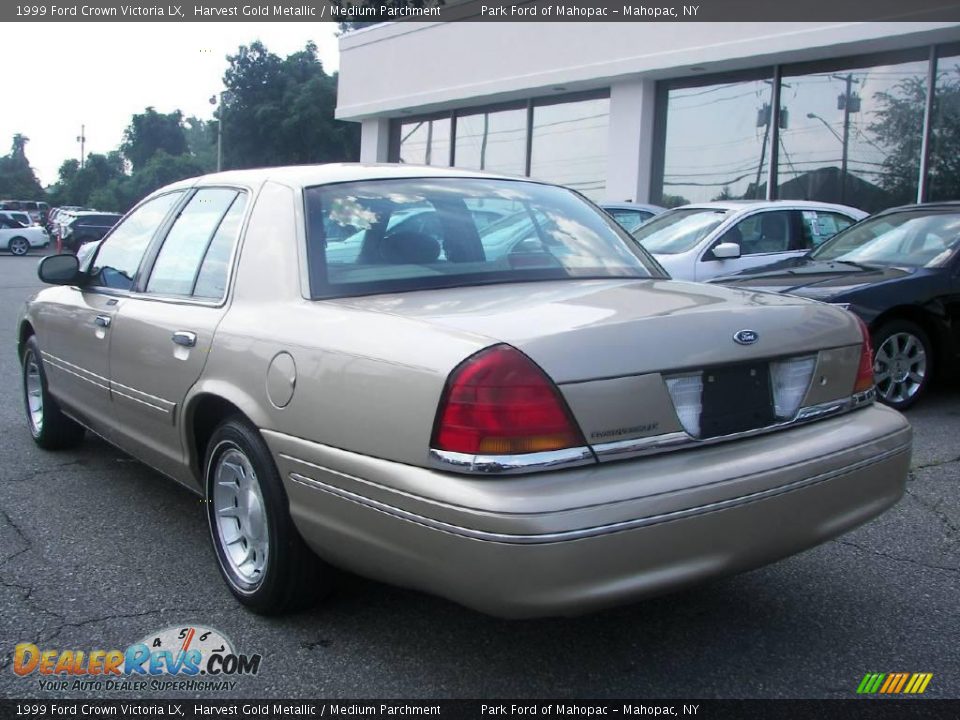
[
  {"left": 869, "top": 68, "right": 960, "bottom": 203},
  {"left": 0, "top": 134, "right": 45, "bottom": 199},
  {"left": 661, "top": 194, "right": 690, "bottom": 209},
  {"left": 49, "top": 152, "right": 125, "bottom": 208},
  {"left": 221, "top": 40, "right": 359, "bottom": 169},
  {"left": 121, "top": 107, "right": 189, "bottom": 171}
]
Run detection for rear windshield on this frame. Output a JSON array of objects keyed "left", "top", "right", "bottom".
[
  {"left": 304, "top": 178, "right": 662, "bottom": 299},
  {"left": 631, "top": 208, "right": 728, "bottom": 255}
]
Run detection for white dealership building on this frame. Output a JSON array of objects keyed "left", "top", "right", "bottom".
[{"left": 336, "top": 19, "right": 960, "bottom": 211}]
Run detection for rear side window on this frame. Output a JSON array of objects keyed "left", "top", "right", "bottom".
[
  {"left": 193, "top": 195, "right": 247, "bottom": 299},
  {"left": 90, "top": 192, "right": 184, "bottom": 290},
  {"left": 608, "top": 209, "right": 652, "bottom": 232},
  {"left": 146, "top": 188, "right": 245, "bottom": 298},
  {"left": 304, "top": 178, "right": 660, "bottom": 299},
  {"left": 801, "top": 211, "right": 856, "bottom": 248}
]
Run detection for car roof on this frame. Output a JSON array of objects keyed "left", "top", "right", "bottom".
[
  {"left": 164, "top": 163, "right": 527, "bottom": 194},
  {"left": 600, "top": 202, "right": 666, "bottom": 213},
  {"left": 877, "top": 201, "right": 960, "bottom": 214},
  {"left": 69, "top": 211, "right": 121, "bottom": 218},
  {"left": 676, "top": 200, "right": 865, "bottom": 213}
]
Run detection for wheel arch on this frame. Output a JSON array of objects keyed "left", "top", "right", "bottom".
[
  {"left": 183, "top": 386, "right": 269, "bottom": 489},
  {"left": 17, "top": 320, "right": 35, "bottom": 360}
]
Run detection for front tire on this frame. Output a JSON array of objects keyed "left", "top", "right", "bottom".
[
  {"left": 204, "top": 417, "right": 329, "bottom": 614},
  {"left": 9, "top": 236, "right": 30, "bottom": 256},
  {"left": 871, "top": 320, "right": 933, "bottom": 410},
  {"left": 21, "top": 336, "right": 85, "bottom": 449}
]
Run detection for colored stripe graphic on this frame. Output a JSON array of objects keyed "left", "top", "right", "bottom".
[{"left": 858, "top": 673, "right": 933, "bottom": 694}]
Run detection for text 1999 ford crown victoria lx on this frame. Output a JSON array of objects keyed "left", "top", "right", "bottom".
[{"left": 18, "top": 165, "right": 911, "bottom": 618}]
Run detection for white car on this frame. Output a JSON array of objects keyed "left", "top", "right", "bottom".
[
  {"left": 631, "top": 200, "right": 868, "bottom": 282},
  {"left": 0, "top": 216, "right": 49, "bottom": 256}
]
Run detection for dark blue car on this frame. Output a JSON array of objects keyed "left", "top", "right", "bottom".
[{"left": 713, "top": 202, "right": 960, "bottom": 409}]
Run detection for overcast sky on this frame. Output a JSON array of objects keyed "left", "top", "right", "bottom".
[{"left": 6, "top": 23, "right": 341, "bottom": 186}]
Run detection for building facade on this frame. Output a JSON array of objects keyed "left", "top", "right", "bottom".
[{"left": 336, "top": 20, "right": 960, "bottom": 211}]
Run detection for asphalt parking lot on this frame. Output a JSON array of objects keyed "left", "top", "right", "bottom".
[{"left": 0, "top": 252, "right": 957, "bottom": 700}]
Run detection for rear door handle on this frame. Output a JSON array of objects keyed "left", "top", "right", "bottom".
[
  {"left": 172, "top": 331, "right": 197, "bottom": 348},
  {"left": 94, "top": 315, "right": 111, "bottom": 328}
]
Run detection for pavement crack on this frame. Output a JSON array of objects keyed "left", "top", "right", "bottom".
[
  {"left": 40, "top": 607, "right": 214, "bottom": 644},
  {"left": 910, "top": 454, "right": 960, "bottom": 473},
  {"left": 2, "top": 460, "right": 91, "bottom": 484},
  {"left": 835, "top": 538, "right": 958, "bottom": 573},
  {"left": 904, "top": 486, "right": 959, "bottom": 539}
]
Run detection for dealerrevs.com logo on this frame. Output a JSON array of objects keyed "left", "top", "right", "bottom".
[{"left": 13, "top": 625, "right": 262, "bottom": 693}]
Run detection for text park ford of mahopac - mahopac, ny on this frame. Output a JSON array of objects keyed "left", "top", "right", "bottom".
[{"left": 18, "top": 165, "right": 912, "bottom": 618}]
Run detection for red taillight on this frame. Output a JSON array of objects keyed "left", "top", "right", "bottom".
[
  {"left": 853, "top": 316, "right": 875, "bottom": 393},
  {"left": 432, "top": 345, "right": 585, "bottom": 455}
]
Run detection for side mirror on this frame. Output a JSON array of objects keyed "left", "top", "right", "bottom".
[
  {"left": 713, "top": 242, "right": 741, "bottom": 260},
  {"left": 38, "top": 254, "right": 81, "bottom": 285}
]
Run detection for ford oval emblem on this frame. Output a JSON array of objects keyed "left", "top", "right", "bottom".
[{"left": 733, "top": 329, "right": 759, "bottom": 346}]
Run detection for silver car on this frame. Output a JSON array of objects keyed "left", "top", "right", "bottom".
[
  {"left": 18, "top": 165, "right": 911, "bottom": 618},
  {"left": 632, "top": 200, "right": 867, "bottom": 281}
]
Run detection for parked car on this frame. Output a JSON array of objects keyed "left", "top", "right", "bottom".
[
  {"left": 712, "top": 202, "right": 960, "bottom": 410},
  {"left": 1, "top": 215, "right": 49, "bottom": 255},
  {"left": 19, "top": 165, "right": 911, "bottom": 618},
  {"left": 630, "top": 200, "right": 867, "bottom": 281},
  {"left": 60, "top": 211, "right": 123, "bottom": 252},
  {"left": 600, "top": 202, "right": 666, "bottom": 232}
]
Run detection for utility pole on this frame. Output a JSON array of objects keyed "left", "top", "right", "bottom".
[
  {"left": 480, "top": 112, "right": 489, "bottom": 170},
  {"left": 77, "top": 125, "right": 86, "bottom": 169},
  {"left": 833, "top": 73, "right": 860, "bottom": 204}
]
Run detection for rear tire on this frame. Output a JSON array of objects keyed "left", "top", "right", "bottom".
[
  {"left": 9, "top": 236, "right": 30, "bottom": 256},
  {"left": 204, "top": 417, "right": 330, "bottom": 614},
  {"left": 871, "top": 320, "right": 932, "bottom": 410},
  {"left": 21, "top": 335, "right": 85, "bottom": 449}
]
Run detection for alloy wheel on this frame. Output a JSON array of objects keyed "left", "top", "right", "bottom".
[
  {"left": 874, "top": 331, "right": 926, "bottom": 406},
  {"left": 24, "top": 351, "right": 44, "bottom": 435},
  {"left": 9, "top": 237, "right": 29, "bottom": 256},
  {"left": 212, "top": 446, "right": 269, "bottom": 588}
]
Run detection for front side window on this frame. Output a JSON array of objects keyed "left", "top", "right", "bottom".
[
  {"left": 147, "top": 188, "right": 245, "bottom": 298},
  {"left": 305, "top": 178, "right": 661, "bottom": 299},
  {"left": 632, "top": 208, "right": 728, "bottom": 255},
  {"left": 813, "top": 211, "right": 960, "bottom": 268},
  {"left": 89, "top": 191, "right": 184, "bottom": 290},
  {"left": 722, "top": 210, "right": 805, "bottom": 255}
]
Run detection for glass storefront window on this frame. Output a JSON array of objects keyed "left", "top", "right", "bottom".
[
  {"left": 454, "top": 108, "right": 527, "bottom": 176},
  {"left": 778, "top": 59, "right": 929, "bottom": 212},
  {"left": 398, "top": 117, "right": 451, "bottom": 166},
  {"left": 660, "top": 77, "right": 774, "bottom": 206},
  {"left": 928, "top": 52, "right": 960, "bottom": 202},
  {"left": 530, "top": 97, "right": 610, "bottom": 200}
]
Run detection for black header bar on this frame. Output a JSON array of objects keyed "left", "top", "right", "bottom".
[{"left": 4, "top": 0, "right": 960, "bottom": 23}]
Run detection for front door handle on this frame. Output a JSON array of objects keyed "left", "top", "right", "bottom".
[
  {"left": 172, "top": 331, "right": 197, "bottom": 348},
  {"left": 94, "top": 315, "right": 111, "bottom": 328}
]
